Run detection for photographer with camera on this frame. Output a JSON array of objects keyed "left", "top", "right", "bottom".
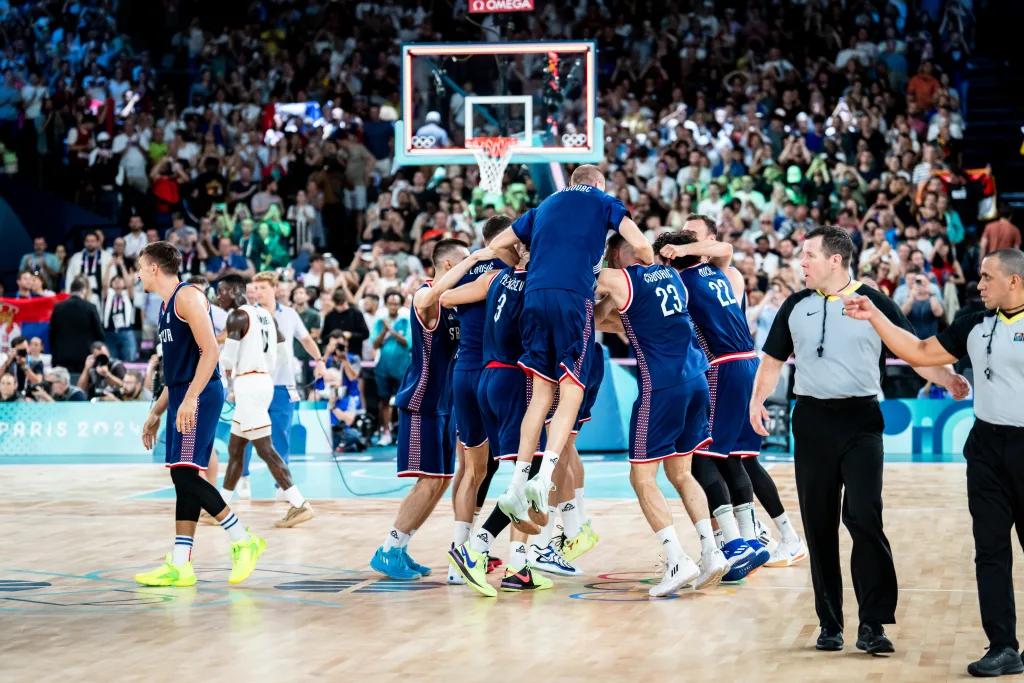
[
  {"left": 901, "top": 267, "right": 946, "bottom": 338},
  {"left": 77, "top": 341, "right": 127, "bottom": 400},
  {"left": 31, "top": 367, "right": 87, "bottom": 402},
  {"left": 98, "top": 370, "right": 151, "bottom": 402},
  {"left": 321, "top": 329, "right": 362, "bottom": 400},
  {"left": 1, "top": 336, "right": 44, "bottom": 393}
]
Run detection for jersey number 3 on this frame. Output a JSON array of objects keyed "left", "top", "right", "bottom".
[
  {"left": 656, "top": 285, "right": 683, "bottom": 317},
  {"left": 708, "top": 279, "right": 737, "bottom": 308},
  {"left": 493, "top": 292, "right": 507, "bottom": 322}
]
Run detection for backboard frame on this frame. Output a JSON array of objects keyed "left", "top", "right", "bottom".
[{"left": 396, "top": 40, "right": 603, "bottom": 167}]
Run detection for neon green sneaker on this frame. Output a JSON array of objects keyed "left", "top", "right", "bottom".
[
  {"left": 561, "top": 528, "right": 597, "bottom": 562},
  {"left": 583, "top": 520, "right": 600, "bottom": 545},
  {"left": 447, "top": 543, "right": 496, "bottom": 597},
  {"left": 135, "top": 554, "right": 197, "bottom": 587},
  {"left": 228, "top": 531, "right": 266, "bottom": 585}
]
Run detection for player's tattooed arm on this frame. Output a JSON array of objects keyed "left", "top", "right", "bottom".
[{"left": 440, "top": 270, "right": 499, "bottom": 308}]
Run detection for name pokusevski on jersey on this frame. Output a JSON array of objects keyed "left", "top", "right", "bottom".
[
  {"left": 679, "top": 263, "right": 758, "bottom": 361},
  {"left": 483, "top": 267, "right": 529, "bottom": 366},
  {"left": 511, "top": 184, "right": 630, "bottom": 298}
]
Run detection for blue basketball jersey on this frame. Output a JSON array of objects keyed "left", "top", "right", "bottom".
[
  {"left": 453, "top": 258, "right": 504, "bottom": 370},
  {"left": 158, "top": 282, "right": 221, "bottom": 388},
  {"left": 618, "top": 265, "right": 708, "bottom": 390},
  {"left": 482, "top": 267, "right": 528, "bottom": 365},
  {"left": 511, "top": 185, "right": 629, "bottom": 298},
  {"left": 678, "top": 263, "right": 755, "bottom": 359},
  {"left": 395, "top": 283, "right": 460, "bottom": 415}
]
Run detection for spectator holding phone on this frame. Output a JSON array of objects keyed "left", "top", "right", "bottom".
[{"left": 902, "top": 271, "right": 945, "bottom": 338}]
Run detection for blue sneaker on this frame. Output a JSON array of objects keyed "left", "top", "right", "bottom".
[
  {"left": 370, "top": 546, "right": 421, "bottom": 580},
  {"left": 745, "top": 538, "right": 771, "bottom": 572},
  {"left": 721, "top": 539, "right": 756, "bottom": 584},
  {"left": 403, "top": 549, "right": 432, "bottom": 576}
]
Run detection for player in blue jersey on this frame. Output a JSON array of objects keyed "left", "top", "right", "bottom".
[
  {"left": 441, "top": 241, "right": 566, "bottom": 595},
  {"left": 593, "top": 234, "right": 729, "bottom": 597},
  {"left": 660, "top": 217, "right": 808, "bottom": 569},
  {"left": 370, "top": 239, "right": 505, "bottom": 581},
  {"left": 487, "top": 164, "right": 654, "bottom": 529},
  {"left": 445, "top": 218, "right": 512, "bottom": 585},
  {"left": 134, "top": 242, "right": 265, "bottom": 587}
]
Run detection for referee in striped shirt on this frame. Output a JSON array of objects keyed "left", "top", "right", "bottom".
[
  {"left": 845, "top": 248, "right": 1024, "bottom": 677},
  {"left": 749, "top": 227, "right": 967, "bottom": 655}
]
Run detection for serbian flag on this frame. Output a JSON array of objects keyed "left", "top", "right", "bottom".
[{"left": 0, "top": 294, "right": 69, "bottom": 352}]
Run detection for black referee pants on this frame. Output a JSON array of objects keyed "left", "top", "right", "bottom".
[
  {"left": 792, "top": 396, "right": 898, "bottom": 632},
  {"left": 964, "top": 419, "right": 1024, "bottom": 651}
]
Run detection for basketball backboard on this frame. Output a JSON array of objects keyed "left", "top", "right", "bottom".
[{"left": 396, "top": 41, "right": 602, "bottom": 167}]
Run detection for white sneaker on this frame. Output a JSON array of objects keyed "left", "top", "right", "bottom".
[
  {"left": 524, "top": 476, "right": 553, "bottom": 515},
  {"left": 447, "top": 565, "right": 466, "bottom": 585},
  {"left": 528, "top": 543, "right": 579, "bottom": 576},
  {"left": 237, "top": 477, "right": 252, "bottom": 501},
  {"left": 378, "top": 432, "right": 393, "bottom": 447},
  {"left": 694, "top": 547, "right": 728, "bottom": 590},
  {"left": 755, "top": 518, "right": 772, "bottom": 547},
  {"left": 766, "top": 537, "right": 808, "bottom": 568},
  {"left": 649, "top": 554, "right": 701, "bottom": 598}
]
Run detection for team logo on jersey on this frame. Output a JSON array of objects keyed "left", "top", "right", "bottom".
[{"left": 1014, "top": 332, "right": 1024, "bottom": 343}]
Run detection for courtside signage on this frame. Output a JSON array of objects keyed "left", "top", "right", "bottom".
[{"left": 468, "top": 0, "right": 534, "bottom": 13}]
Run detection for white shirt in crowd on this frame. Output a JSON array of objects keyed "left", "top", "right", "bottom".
[{"left": 102, "top": 290, "right": 135, "bottom": 330}]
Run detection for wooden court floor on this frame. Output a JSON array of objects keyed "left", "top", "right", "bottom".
[{"left": 0, "top": 462, "right": 1016, "bottom": 682}]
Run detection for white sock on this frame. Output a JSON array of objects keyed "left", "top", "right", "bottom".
[
  {"left": 172, "top": 535, "right": 193, "bottom": 565},
  {"left": 535, "top": 506, "right": 557, "bottom": 548},
  {"left": 537, "top": 449, "right": 560, "bottom": 482},
  {"left": 655, "top": 525, "right": 683, "bottom": 565},
  {"left": 510, "top": 459, "right": 531, "bottom": 490},
  {"left": 713, "top": 505, "right": 741, "bottom": 543},
  {"left": 575, "top": 487, "right": 587, "bottom": 523},
  {"left": 560, "top": 499, "right": 582, "bottom": 538},
  {"left": 694, "top": 518, "right": 716, "bottom": 554},
  {"left": 773, "top": 512, "right": 799, "bottom": 543},
  {"left": 240, "top": 475, "right": 250, "bottom": 489},
  {"left": 384, "top": 527, "right": 410, "bottom": 551},
  {"left": 734, "top": 502, "right": 756, "bottom": 541},
  {"left": 714, "top": 529, "right": 724, "bottom": 550},
  {"left": 452, "top": 521, "right": 472, "bottom": 547},
  {"left": 220, "top": 488, "right": 234, "bottom": 503},
  {"left": 283, "top": 485, "right": 306, "bottom": 508},
  {"left": 219, "top": 512, "right": 247, "bottom": 542},
  {"left": 510, "top": 541, "right": 528, "bottom": 570},
  {"left": 470, "top": 529, "right": 493, "bottom": 554}
]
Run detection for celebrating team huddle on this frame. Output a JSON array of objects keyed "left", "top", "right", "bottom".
[{"left": 133, "top": 164, "right": 806, "bottom": 598}]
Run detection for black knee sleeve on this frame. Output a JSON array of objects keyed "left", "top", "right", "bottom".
[
  {"left": 171, "top": 466, "right": 228, "bottom": 518},
  {"left": 482, "top": 503, "right": 510, "bottom": 539},
  {"left": 171, "top": 467, "right": 202, "bottom": 522},
  {"left": 744, "top": 457, "right": 785, "bottom": 518},
  {"left": 476, "top": 456, "right": 499, "bottom": 508},
  {"left": 716, "top": 457, "right": 753, "bottom": 505},
  {"left": 691, "top": 456, "right": 731, "bottom": 513}
]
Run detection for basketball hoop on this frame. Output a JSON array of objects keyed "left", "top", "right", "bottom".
[{"left": 467, "top": 137, "right": 516, "bottom": 194}]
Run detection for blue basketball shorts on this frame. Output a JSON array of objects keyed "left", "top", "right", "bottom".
[
  {"left": 165, "top": 380, "right": 225, "bottom": 470},
  {"left": 397, "top": 409, "right": 456, "bottom": 478},
  {"left": 702, "top": 356, "right": 762, "bottom": 458},
  {"left": 452, "top": 367, "right": 488, "bottom": 448},
  {"left": 518, "top": 289, "right": 595, "bottom": 388},
  {"left": 629, "top": 373, "right": 711, "bottom": 464}
]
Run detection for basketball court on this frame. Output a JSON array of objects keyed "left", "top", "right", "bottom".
[{"left": 0, "top": 452, "right": 1009, "bottom": 681}]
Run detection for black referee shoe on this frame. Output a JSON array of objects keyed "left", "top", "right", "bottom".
[
  {"left": 816, "top": 628, "right": 844, "bottom": 651},
  {"left": 856, "top": 623, "right": 895, "bottom": 656},
  {"left": 967, "top": 647, "right": 1024, "bottom": 677}
]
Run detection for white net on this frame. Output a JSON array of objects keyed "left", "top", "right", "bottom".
[{"left": 467, "top": 137, "right": 516, "bottom": 194}]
